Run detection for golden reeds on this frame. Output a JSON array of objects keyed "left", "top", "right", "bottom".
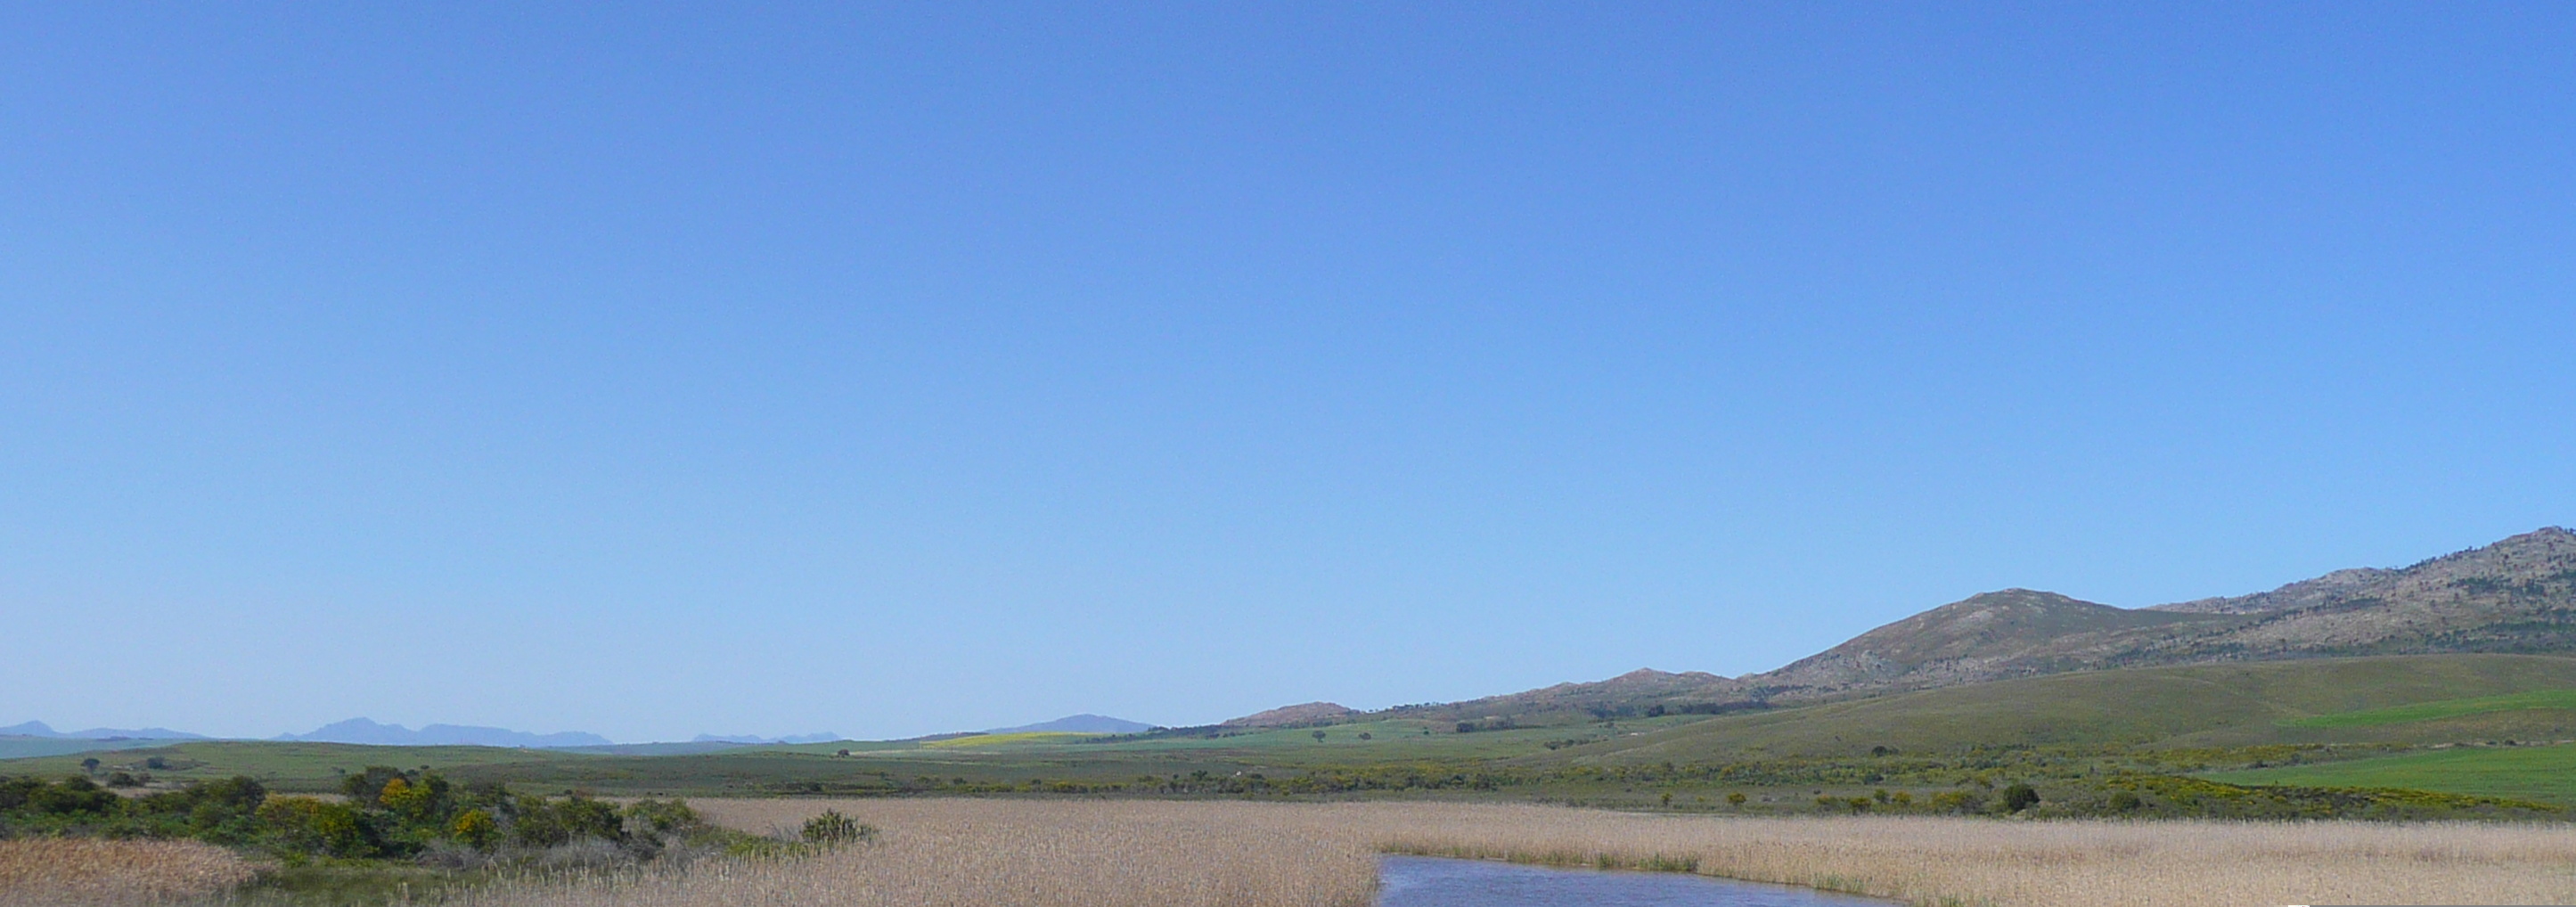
[
  {"left": 0, "top": 838, "right": 256, "bottom": 907},
  {"left": 18, "top": 798, "right": 2576, "bottom": 905},
  {"left": 450, "top": 798, "right": 2576, "bottom": 907},
  {"left": 440, "top": 799, "right": 1379, "bottom": 907}
]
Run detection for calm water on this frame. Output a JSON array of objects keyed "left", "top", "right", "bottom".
[{"left": 1377, "top": 855, "right": 1896, "bottom": 907}]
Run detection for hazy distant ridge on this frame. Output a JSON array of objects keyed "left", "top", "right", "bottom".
[
  {"left": 989, "top": 715, "right": 1155, "bottom": 734},
  {"left": 0, "top": 721, "right": 207, "bottom": 740},
  {"left": 275, "top": 717, "right": 612, "bottom": 748},
  {"left": 691, "top": 731, "right": 843, "bottom": 745}
]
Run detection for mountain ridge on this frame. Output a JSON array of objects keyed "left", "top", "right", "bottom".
[
  {"left": 275, "top": 718, "right": 613, "bottom": 748},
  {"left": 1241, "top": 527, "right": 2576, "bottom": 727},
  {"left": 0, "top": 721, "right": 208, "bottom": 740}
]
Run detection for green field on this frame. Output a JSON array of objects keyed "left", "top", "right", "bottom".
[
  {"left": 2276, "top": 688, "right": 2576, "bottom": 728},
  {"left": 2207, "top": 742, "right": 2576, "bottom": 804}
]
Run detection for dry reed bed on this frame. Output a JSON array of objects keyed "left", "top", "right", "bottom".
[
  {"left": 20, "top": 799, "right": 2576, "bottom": 906},
  {"left": 442, "top": 799, "right": 1379, "bottom": 907},
  {"left": 1364, "top": 805, "right": 2576, "bottom": 906},
  {"left": 446, "top": 798, "right": 2576, "bottom": 907},
  {"left": 0, "top": 838, "right": 256, "bottom": 907}
]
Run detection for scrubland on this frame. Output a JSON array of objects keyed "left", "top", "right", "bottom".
[
  {"left": 0, "top": 838, "right": 254, "bottom": 906},
  {"left": 441, "top": 798, "right": 2576, "bottom": 907}
]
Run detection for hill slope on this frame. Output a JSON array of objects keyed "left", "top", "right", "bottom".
[{"left": 1550, "top": 653, "right": 2576, "bottom": 763}]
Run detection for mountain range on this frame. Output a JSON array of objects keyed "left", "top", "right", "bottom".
[
  {"left": 273, "top": 718, "right": 614, "bottom": 748},
  {"left": 1229, "top": 527, "right": 2576, "bottom": 726},
  {"left": 0, "top": 721, "right": 207, "bottom": 740},
  {"left": 691, "top": 731, "right": 844, "bottom": 745}
]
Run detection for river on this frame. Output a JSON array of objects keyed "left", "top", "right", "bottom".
[{"left": 1377, "top": 855, "right": 1897, "bottom": 907}]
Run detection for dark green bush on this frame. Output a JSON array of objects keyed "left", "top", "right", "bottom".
[
  {"left": 2000, "top": 783, "right": 2040, "bottom": 813},
  {"left": 800, "top": 810, "right": 869, "bottom": 845}
]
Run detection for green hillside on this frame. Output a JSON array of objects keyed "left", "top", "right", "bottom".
[
  {"left": 1549, "top": 654, "right": 2576, "bottom": 763},
  {"left": 2277, "top": 688, "right": 2576, "bottom": 728}
]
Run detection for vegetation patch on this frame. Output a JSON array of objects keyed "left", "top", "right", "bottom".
[{"left": 919, "top": 731, "right": 1100, "bottom": 749}]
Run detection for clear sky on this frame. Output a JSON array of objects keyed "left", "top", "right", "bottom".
[{"left": 4, "top": 4, "right": 2572, "bottom": 743}]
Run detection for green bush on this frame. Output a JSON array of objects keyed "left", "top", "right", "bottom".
[
  {"left": 2000, "top": 783, "right": 2040, "bottom": 813},
  {"left": 800, "top": 810, "right": 870, "bottom": 845}
]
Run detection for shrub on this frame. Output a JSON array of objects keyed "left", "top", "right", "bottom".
[
  {"left": 2001, "top": 783, "right": 2040, "bottom": 813},
  {"left": 451, "top": 809, "right": 498, "bottom": 850},
  {"left": 1931, "top": 790, "right": 1986, "bottom": 814},
  {"left": 801, "top": 810, "right": 870, "bottom": 845},
  {"left": 624, "top": 798, "right": 702, "bottom": 836},
  {"left": 29, "top": 777, "right": 119, "bottom": 816},
  {"left": 341, "top": 767, "right": 411, "bottom": 805}
]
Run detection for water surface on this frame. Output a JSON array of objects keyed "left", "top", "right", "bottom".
[{"left": 1377, "top": 855, "right": 1895, "bottom": 907}]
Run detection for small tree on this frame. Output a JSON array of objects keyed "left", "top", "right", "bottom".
[
  {"left": 1310, "top": 730, "right": 1327, "bottom": 742},
  {"left": 2001, "top": 783, "right": 2040, "bottom": 813},
  {"left": 79, "top": 757, "right": 102, "bottom": 775}
]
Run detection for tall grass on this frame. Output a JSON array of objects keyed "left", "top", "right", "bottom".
[
  {"left": 20, "top": 799, "right": 2576, "bottom": 905},
  {"left": 0, "top": 838, "right": 255, "bottom": 907},
  {"left": 1366, "top": 804, "right": 2576, "bottom": 905},
  {"left": 438, "top": 799, "right": 1378, "bottom": 907},
  {"left": 445, "top": 798, "right": 2576, "bottom": 907}
]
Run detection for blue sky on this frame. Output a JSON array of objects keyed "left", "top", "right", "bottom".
[{"left": 4, "top": 4, "right": 2572, "bottom": 742}]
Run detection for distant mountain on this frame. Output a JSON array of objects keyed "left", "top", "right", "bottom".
[
  {"left": 690, "top": 731, "right": 842, "bottom": 745},
  {"left": 1372, "top": 668, "right": 1745, "bottom": 724},
  {"left": 1753, "top": 588, "right": 2237, "bottom": 694},
  {"left": 989, "top": 715, "right": 1154, "bottom": 734},
  {"left": 0, "top": 721, "right": 208, "bottom": 740},
  {"left": 1235, "top": 527, "right": 2576, "bottom": 725},
  {"left": 277, "top": 718, "right": 611, "bottom": 748}
]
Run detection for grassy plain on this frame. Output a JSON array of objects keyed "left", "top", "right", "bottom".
[{"left": 2277, "top": 687, "right": 2576, "bottom": 728}]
